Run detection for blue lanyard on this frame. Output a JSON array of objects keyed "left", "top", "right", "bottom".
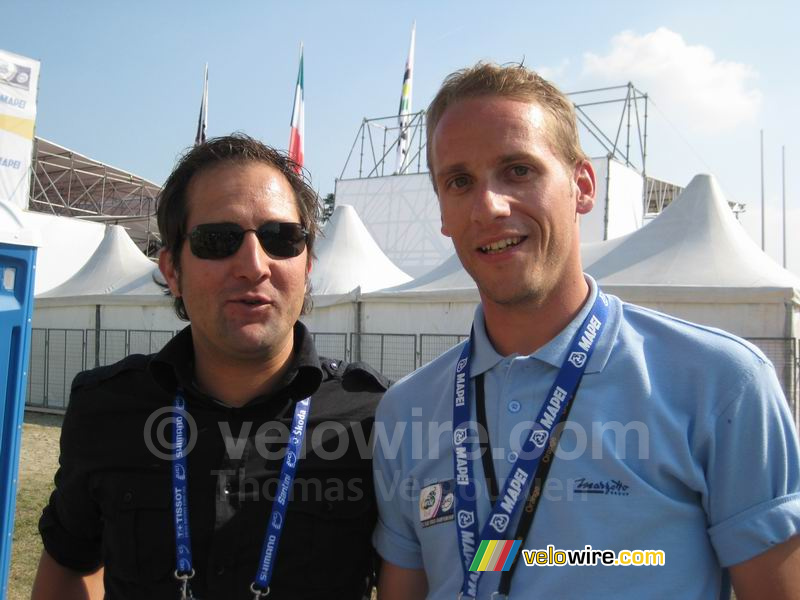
[
  {"left": 251, "top": 397, "right": 310, "bottom": 598},
  {"left": 171, "top": 392, "right": 311, "bottom": 600},
  {"left": 453, "top": 292, "right": 609, "bottom": 599},
  {"left": 172, "top": 390, "right": 194, "bottom": 599}
]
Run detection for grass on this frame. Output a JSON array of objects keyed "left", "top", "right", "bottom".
[{"left": 7, "top": 411, "right": 62, "bottom": 600}]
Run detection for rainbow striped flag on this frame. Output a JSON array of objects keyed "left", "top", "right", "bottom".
[{"left": 469, "top": 540, "right": 522, "bottom": 572}]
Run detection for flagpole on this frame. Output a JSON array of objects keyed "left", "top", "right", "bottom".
[
  {"left": 760, "top": 129, "right": 765, "bottom": 251},
  {"left": 195, "top": 63, "right": 208, "bottom": 145},
  {"left": 288, "top": 43, "right": 304, "bottom": 172},
  {"left": 395, "top": 21, "right": 416, "bottom": 175},
  {"left": 782, "top": 145, "right": 787, "bottom": 268}
]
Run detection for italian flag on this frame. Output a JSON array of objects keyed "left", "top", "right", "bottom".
[{"left": 288, "top": 44, "right": 304, "bottom": 172}]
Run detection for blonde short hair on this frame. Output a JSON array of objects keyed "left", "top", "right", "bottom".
[{"left": 426, "top": 62, "right": 586, "bottom": 178}]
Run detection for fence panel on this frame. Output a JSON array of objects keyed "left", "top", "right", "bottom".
[
  {"left": 128, "top": 330, "right": 174, "bottom": 355},
  {"left": 420, "top": 334, "right": 469, "bottom": 367},
  {"left": 61, "top": 330, "right": 85, "bottom": 408},
  {"left": 27, "top": 329, "right": 46, "bottom": 407},
  {"left": 85, "top": 329, "right": 128, "bottom": 367},
  {"left": 38, "top": 329, "right": 85, "bottom": 410},
  {"left": 25, "top": 329, "right": 799, "bottom": 431},
  {"left": 310, "top": 333, "right": 348, "bottom": 361},
  {"left": 351, "top": 333, "right": 417, "bottom": 382}
]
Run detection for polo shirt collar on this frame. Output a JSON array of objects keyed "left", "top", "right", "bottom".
[
  {"left": 150, "top": 321, "right": 324, "bottom": 405},
  {"left": 470, "top": 274, "right": 617, "bottom": 377}
]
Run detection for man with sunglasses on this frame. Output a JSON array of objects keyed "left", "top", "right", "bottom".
[
  {"left": 34, "top": 134, "right": 387, "bottom": 599},
  {"left": 372, "top": 63, "right": 800, "bottom": 599}
]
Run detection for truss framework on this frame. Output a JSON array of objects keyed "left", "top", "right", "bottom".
[
  {"left": 339, "top": 82, "right": 650, "bottom": 181},
  {"left": 28, "top": 137, "right": 161, "bottom": 255}
]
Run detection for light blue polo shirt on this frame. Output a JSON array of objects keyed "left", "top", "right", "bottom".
[{"left": 373, "top": 277, "right": 800, "bottom": 599}]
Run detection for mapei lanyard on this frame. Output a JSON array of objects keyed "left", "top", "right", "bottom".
[
  {"left": 171, "top": 391, "right": 312, "bottom": 600},
  {"left": 453, "top": 291, "right": 609, "bottom": 599}
]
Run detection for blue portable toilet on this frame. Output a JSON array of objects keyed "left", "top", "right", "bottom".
[{"left": 0, "top": 202, "right": 39, "bottom": 597}]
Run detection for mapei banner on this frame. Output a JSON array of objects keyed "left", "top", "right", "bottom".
[{"left": 0, "top": 49, "right": 40, "bottom": 210}]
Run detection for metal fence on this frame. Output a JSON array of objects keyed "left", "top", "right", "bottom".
[
  {"left": 350, "top": 333, "right": 418, "bottom": 382},
  {"left": 310, "top": 332, "right": 348, "bottom": 362},
  {"left": 24, "top": 329, "right": 800, "bottom": 426},
  {"left": 27, "top": 328, "right": 181, "bottom": 411}
]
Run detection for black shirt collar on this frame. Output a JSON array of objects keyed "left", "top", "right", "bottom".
[{"left": 150, "top": 321, "right": 324, "bottom": 406}]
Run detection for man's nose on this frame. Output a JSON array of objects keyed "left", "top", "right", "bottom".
[
  {"left": 472, "top": 180, "right": 512, "bottom": 224},
  {"left": 231, "top": 230, "right": 271, "bottom": 281}
]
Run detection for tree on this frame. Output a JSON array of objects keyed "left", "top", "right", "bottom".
[{"left": 321, "top": 193, "right": 335, "bottom": 223}]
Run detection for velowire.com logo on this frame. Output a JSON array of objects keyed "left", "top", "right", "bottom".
[{"left": 469, "top": 540, "right": 522, "bottom": 572}]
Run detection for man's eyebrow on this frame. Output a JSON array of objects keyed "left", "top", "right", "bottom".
[
  {"left": 435, "top": 162, "right": 469, "bottom": 179},
  {"left": 498, "top": 152, "right": 537, "bottom": 166}
]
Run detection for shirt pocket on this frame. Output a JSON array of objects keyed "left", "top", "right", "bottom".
[
  {"left": 101, "top": 473, "right": 174, "bottom": 583},
  {"left": 291, "top": 491, "right": 376, "bottom": 593}
]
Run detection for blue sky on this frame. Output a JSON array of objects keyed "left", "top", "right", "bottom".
[{"left": 5, "top": 0, "right": 799, "bottom": 271}]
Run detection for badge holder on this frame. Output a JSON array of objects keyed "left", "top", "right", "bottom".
[
  {"left": 175, "top": 568, "right": 195, "bottom": 600},
  {"left": 250, "top": 582, "right": 271, "bottom": 598}
]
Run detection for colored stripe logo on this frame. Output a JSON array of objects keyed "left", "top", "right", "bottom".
[{"left": 469, "top": 540, "right": 522, "bottom": 571}]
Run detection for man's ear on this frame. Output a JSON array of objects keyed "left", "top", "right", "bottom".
[
  {"left": 438, "top": 195, "right": 453, "bottom": 238},
  {"left": 440, "top": 212, "right": 452, "bottom": 238},
  {"left": 574, "top": 159, "right": 596, "bottom": 215},
  {"left": 158, "top": 248, "right": 181, "bottom": 297}
]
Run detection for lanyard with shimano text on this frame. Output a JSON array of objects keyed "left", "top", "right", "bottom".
[
  {"left": 453, "top": 291, "right": 608, "bottom": 599},
  {"left": 171, "top": 390, "right": 311, "bottom": 600}
]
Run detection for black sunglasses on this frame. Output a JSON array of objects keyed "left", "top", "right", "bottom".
[{"left": 186, "top": 222, "right": 309, "bottom": 260}]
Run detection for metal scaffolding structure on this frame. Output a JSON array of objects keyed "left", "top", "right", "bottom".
[
  {"left": 336, "top": 82, "right": 742, "bottom": 219},
  {"left": 339, "top": 82, "right": 651, "bottom": 180},
  {"left": 28, "top": 137, "right": 162, "bottom": 256},
  {"left": 645, "top": 177, "right": 684, "bottom": 215}
]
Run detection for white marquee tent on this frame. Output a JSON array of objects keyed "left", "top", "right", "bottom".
[
  {"left": 34, "top": 224, "right": 181, "bottom": 331},
  {"left": 583, "top": 174, "right": 800, "bottom": 339},
  {"left": 302, "top": 204, "right": 411, "bottom": 332},
  {"left": 0, "top": 200, "right": 107, "bottom": 294}
]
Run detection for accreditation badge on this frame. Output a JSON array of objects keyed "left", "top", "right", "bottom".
[{"left": 419, "top": 479, "right": 455, "bottom": 527}]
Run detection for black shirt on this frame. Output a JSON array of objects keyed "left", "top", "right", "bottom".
[{"left": 39, "top": 323, "right": 387, "bottom": 599}]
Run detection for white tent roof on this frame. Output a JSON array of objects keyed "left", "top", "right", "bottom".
[
  {"left": 583, "top": 173, "right": 800, "bottom": 303},
  {"left": 18, "top": 209, "right": 107, "bottom": 294},
  {"left": 311, "top": 204, "right": 411, "bottom": 298},
  {"left": 363, "top": 251, "right": 477, "bottom": 302},
  {"left": 364, "top": 174, "right": 800, "bottom": 305},
  {"left": 0, "top": 201, "right": 40, "bottom": 247},
  {"left": 37, "top": 224, "right": 162, "bottom": 303}
]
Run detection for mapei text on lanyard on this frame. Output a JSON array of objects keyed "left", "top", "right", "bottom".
[
  {"left": 171, "top": 390, "right": 311, "bottom": 600},
  {"left": 453, "top": 292, "right": 609, "bottom": 599}
]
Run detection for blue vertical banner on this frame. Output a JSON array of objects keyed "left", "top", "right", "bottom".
[{"left": 0, "top": 218, "right": 39, "bottom": 598}]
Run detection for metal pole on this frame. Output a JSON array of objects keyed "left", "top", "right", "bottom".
[
  {"left": 94, "top": 305, "right": 101, "bottom": 368},
  {"left": 782, "top": 145, "right": 787, "bottom": 268},
  {"left": 625, "top": 83, "right": 632, "bottom": 167},
  {"left": 359, "top": 120, "right": 365, "bottom": 178},
  {"left": 643, "top": 94, "right": 648, "bottom": 178},
  {"left": 761, "top": 129, "right": 766, "bottom": 251},
  {"left": 761, "top": 129, "right": 767, "bottom": 252}
]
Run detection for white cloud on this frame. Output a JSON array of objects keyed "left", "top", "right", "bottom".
[
  {"left": 582, "top": 28, "right": 761, "bottom": 133},
  {"left": 535, "top": 58, "right": 570, "bottom": 82}
]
